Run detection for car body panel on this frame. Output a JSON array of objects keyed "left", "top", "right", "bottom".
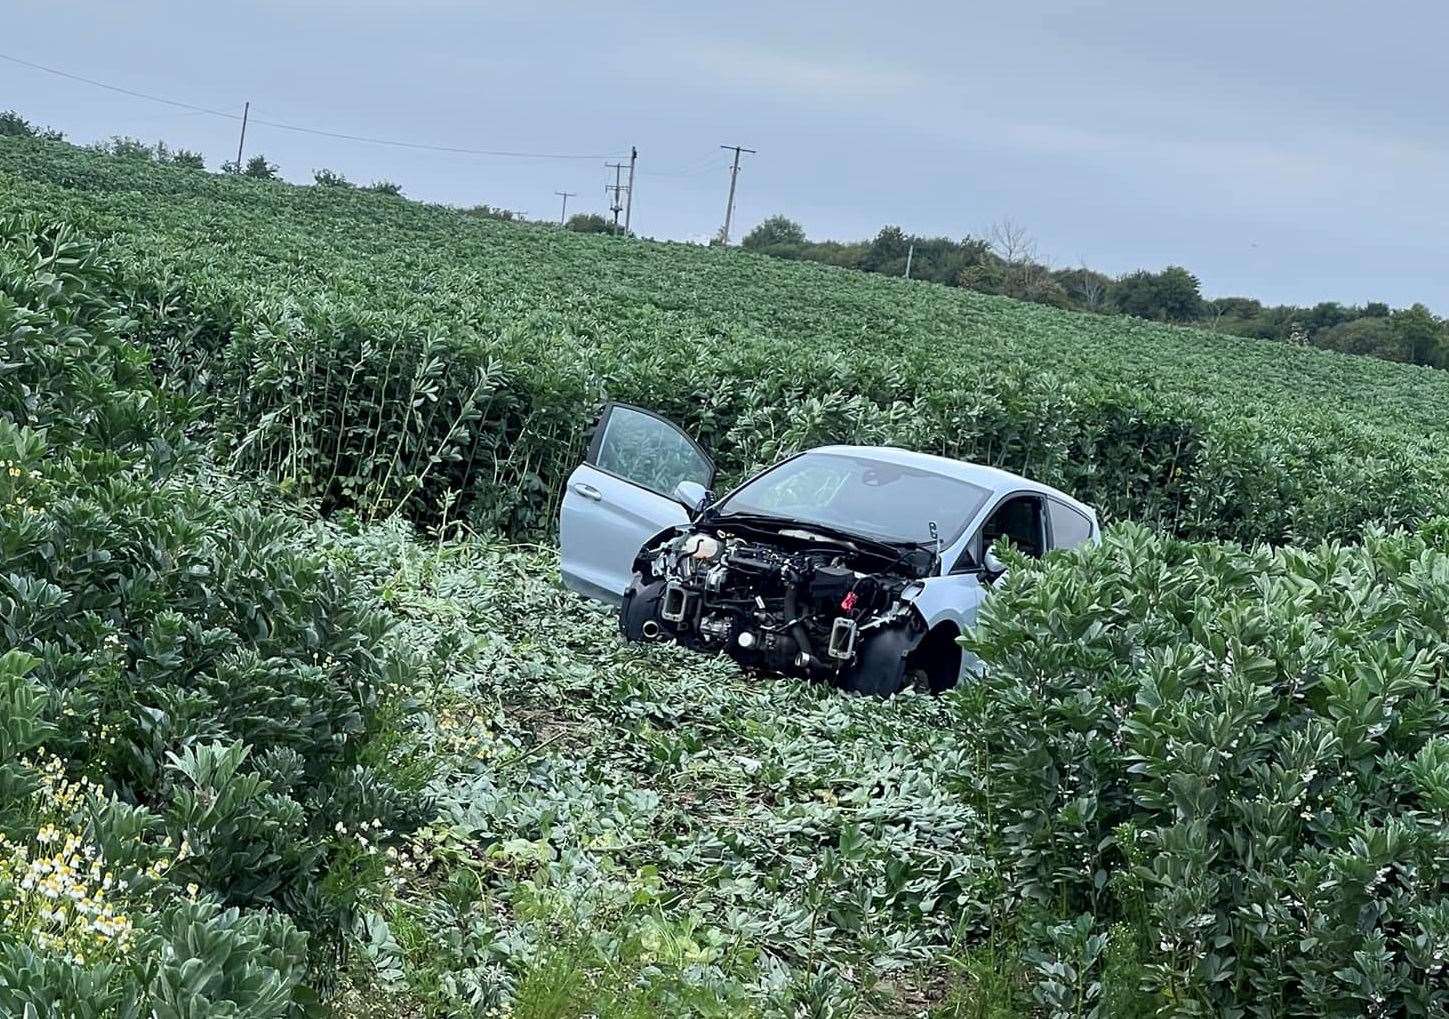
[
  {"left": 560, "top": 462, "right": 691, "bottom": 603},
  {"left": 903, "top": 573, "right": 991, "bottom": 681}
]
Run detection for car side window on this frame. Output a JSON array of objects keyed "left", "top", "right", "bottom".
[
  {"left": 952, "top": 493, "right": 1046, "bottom": 573},
  {"left": 980, "top": 494, "right": 1047, "bottom": 558},
  {"left": 1048, "top": 499, "right": 1094, "bottom": 550},
  {"left": 589, "top": 405, "right": 713, "bottom": 497}
]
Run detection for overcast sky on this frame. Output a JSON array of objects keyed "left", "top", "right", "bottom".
[{"left": 4, "top": 1, "right": 1444, "bottom": 310}]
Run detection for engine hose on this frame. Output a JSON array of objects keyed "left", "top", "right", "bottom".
[{"left": 783, "top": 586, "right": 814, "bottom": 662}]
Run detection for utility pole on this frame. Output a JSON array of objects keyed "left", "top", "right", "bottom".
[
  {"left": 718, "top": 143, "right": 756, "bottom": 246},
  {"left": 624, "top": 146, "right": 637, "bottom": 232},
  {"left": 904, "top": 243, "right": 914, "bottom": 279},
  {"left": 555, "top": 190, "right": 576, "bottom": 225},
  {"left": 234, "top": 101, "right": 249, "bottom": 172},
  {"left": 604, "top": 160, "right": 629, "bottom": 234}
]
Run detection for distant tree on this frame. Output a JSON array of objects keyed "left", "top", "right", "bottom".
[
  {"left": 1056, "top": 265, "right": 1111, "bottom": 311},
  {"left": 800, "top": 239, "right": 867, "bottom": 270},
  {"left": 233, "top": 154, "right": 279, "bottom": 179},
  {"left": 1390, "top": 304, "right": 1444, "bottom": 365},
  {"left": 719, "top": 208, "right": 1446, "bottom": 369},
  {"left": 958, "top": 260, "right": 1005, "bottom": 294},
  {"left": 860, "top": 226, "right": 911, "bottom": 273},
  {"left": 1110, "top": 266, "right": 1204, "bottom": 322},
  {"left": 91, "top": 136, "right": 154, "bottom": 161},
  {"left": 986, "top": 218, "right": 1037, "bottom": 267},
  {"left": 1303, "top": 301, "right": 1353, "bottom": 336},
  {"left": 168, "top": 149, "right": 205, "bottom": 169},
  {"left": 1110, "top": 271, "right": 1159, "bottom": 319},
  {"left": 313, "top": 168, "right": 353, "bottom": 188},
  {"left": 1007, "top": 269, "right": 1071, "bottom": 308},
  {"left": 1317, "top": 317, "right": 1405, "bottom": 361},
  {"left": 367, "top": 180, "right": 403, "bottom": 197},
  {"left": 566, "top": 212, "right": 614, "bottom": 234},
  {"left": 972, "top": 219, "right": 1067, "bottom": 305},
  {"left": 0, "top": 110, "right": 63, "bottom": 141},
  {"left": 743, "top": 215, "right": 807, "bottom": 249},
  {"left": 461, "top": 204, "right": 525, "bottom": 222}
]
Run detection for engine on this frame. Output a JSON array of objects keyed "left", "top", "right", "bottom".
[{"left": 620, "top": 527, "right": 921, "bottom": 679}]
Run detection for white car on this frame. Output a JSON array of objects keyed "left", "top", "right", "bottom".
[{"left": 560, "top": 403, "right": 1099, "bottom": 695}]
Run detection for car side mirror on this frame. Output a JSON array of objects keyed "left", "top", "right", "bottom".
[{"left": 672, "top": 480, "right": 711, "bottom": 515}]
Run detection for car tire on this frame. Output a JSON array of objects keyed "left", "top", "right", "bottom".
[
  {"left": 841, "top": 625, "right": 917, "bottom": 696},
  {"left": 619, "top": 579, "right": 666, "bottom": 641}
]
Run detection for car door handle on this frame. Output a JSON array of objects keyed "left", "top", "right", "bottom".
[{"left": 572, "top": 482, "right": 603, "bottom": 501}]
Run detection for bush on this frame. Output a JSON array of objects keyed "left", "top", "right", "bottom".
[
  {"left": 0, "top": 110, "right": 63, "bottom": 142},
  {"left": 962, "top": 522, "right": 1449, "bottom": 1015},
  {"left": 88, "top": 136, "right": 156, "bottom": 161},
  {"left": 222, "top": 155, "right": 279, "bottom": 179},
  {"left": 565, "top": 212, "right": 614, "bottom": 234},
  {"left": 461, "top": 203, "right": 525, "bottom": 222},
  {"left": 167, "top": 149, "right": 205, "bottom": 170},
  {"left": 366, "top": 180, "right": 402, "bottom": 197},
  {"left": 313, "top": 168, "right": 353, "bottom": 188},
  {"left": 742, "top": 214, "right": 806, "bottom": 249},
  {"left": 0, "top": 216, "right": 429, "bottom": 1007}
]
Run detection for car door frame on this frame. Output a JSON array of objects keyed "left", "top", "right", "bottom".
[
  {"left": 559, "top": 403, "right": 716, "bottom": 604},
  {"left": 584, "top": 401, "right": 717, "bottom": 498},
  {"left": 947, "top": 488, "right": 1050, "bottom": 574},
  {"left": 1043, "top": 495, "right": 1098, "bottom": 551}
]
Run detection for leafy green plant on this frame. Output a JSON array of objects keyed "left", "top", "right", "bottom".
[
  {"left": 0, "top": 216, "right": 430, "bottom": 1010},
  {"left": 313, "top": 168, "right": 353, "bottom": 188},
  {"left": 962, "top": 522, "right": 1449, "bottom": 1015}
]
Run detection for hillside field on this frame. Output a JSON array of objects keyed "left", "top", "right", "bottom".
[
  {"left": 2, "top": 139, "right": 1449, "bottom": 1017},
  {"left": 4, "top": 138, "right": 1449, "bottom": 544}
]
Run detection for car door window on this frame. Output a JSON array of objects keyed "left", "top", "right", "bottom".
[
  {"left": 588, "top": 404, "right": 713, "bottom": 498},
  {"left": 980, "top": 494, "right": 1046, "bottom": 558},
  {"left": 1048, "top": 499, "right": 1094, "bottom": 550},
  {"left": 951, "top": 493, "right": 1047, "bottom": 573}
]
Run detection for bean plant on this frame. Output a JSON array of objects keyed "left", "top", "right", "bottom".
[{"left": 4, "top": 138, "right": 1449, "bottom": 544}]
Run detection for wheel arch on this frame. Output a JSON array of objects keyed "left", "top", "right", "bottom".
[{"left": 905, "top": 616, "right": 963, "bottom": 693}]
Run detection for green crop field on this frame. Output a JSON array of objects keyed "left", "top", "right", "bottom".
[
  {"left": 2, "top": 138, "right": 1449, "bottom": 1017},
  {"left": 3, "top": 138, "right": 1449, "bottom": 545}
]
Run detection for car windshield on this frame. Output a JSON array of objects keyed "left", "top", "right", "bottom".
[{"left": 713, "top": 451, "right": 992, "bottom": 545}]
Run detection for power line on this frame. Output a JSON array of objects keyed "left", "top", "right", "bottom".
[
  {"left": 636, "top": 148, "right": 731, "bottom": 178},
  {"left": 636, "top": 161, "right": 727, "bottom": 179},
  {"left": 244, "top": 112, "right": 619, "bottom": 161},
  {"left": 0, "top": 50, "right": 622, "bottom": 162},
  {"left": 0, "top": 51, "right": 237, "bottom": 118},
  {"left": 718, "top": 144, "right": 756, "bottom": 246}
]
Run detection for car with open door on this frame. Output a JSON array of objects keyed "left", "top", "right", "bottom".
[{"left": 560, "top": 403, "right": 1100, "bottom": 695}]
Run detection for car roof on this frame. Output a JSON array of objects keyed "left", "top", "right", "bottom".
[{"left": 811, "top": 444, "right": 1095, "bottom": 516}]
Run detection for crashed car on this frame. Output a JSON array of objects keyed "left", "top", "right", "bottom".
[{"left": 560, "top": 403, "right": 1099, "bottom": 695}]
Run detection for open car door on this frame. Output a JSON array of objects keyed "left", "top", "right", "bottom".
[{"left": 560, "top": 403, "right": 715, "bottom": 604}]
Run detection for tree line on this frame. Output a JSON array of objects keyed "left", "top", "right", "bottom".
[{"left": 742, "top": 215, "right": 1449, "bottom": 369}]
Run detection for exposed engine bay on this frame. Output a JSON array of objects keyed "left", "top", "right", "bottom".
[{"left": 619, "top": 517, "right": 938, "bottom": 688}]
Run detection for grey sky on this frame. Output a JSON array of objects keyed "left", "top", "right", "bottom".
[{"left": 4, "top": 1, "right": 1444, "bottom": 310}]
